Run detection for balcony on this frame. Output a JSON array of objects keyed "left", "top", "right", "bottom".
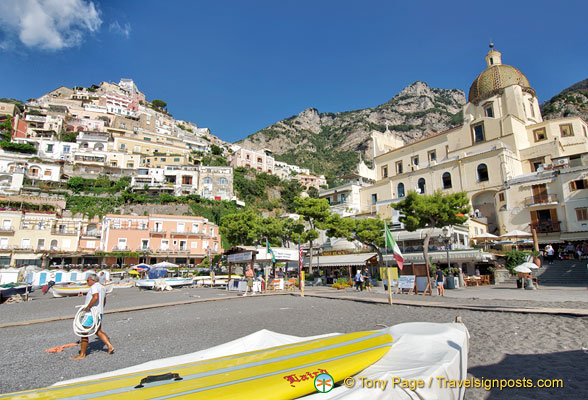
[
  {"left": 51, "top": 228, "right": 77, "bottom": 236},
  {"left": 530, "top": 221, "right": 561, "bottom": 233},
  {"left": 150, "top": 230, "right": 166, "bottom": 235},
  {"left": 136, "top": 247, "right": 152, "bottom": 253},
  {"left": 112, "top": 246, "right": 131, "bottom": 251},
  {"left": 0, "top": 226, "right": 15, "bottom": 234},
  {"left": 81, "top": 232, "right": 101, "bottom": 239},
  {"left": 524, "top": 194, "right": 558, "bottom": 207},
  {"left": 156, "top": 248, "right": 189, "bottom": 254}
]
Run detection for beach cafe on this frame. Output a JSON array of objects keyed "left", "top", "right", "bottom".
[
  {"left": 224, "top": 246, "right": 300, "bottom": 292},
  {"left": 301, "top": 253, "right": 379, "bottom": 284}
]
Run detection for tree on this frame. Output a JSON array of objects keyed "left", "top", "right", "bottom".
[
  {"left": 327, "top": 215, "right": 386, "bottom": 266},
  {"left": 294, "top": 197, "right": 331, "bottom": 274},
  {"left": 219, "top": 209, "right": 263, "bottom": 246},
  {"left": 151, "top": 99, "right": 167, "bottom": 110},
  {"left": 392, "top": 190, "right": 470, "bottom": 273},
  {"left": 307, "top": 186, "right": 319, "bottom": 198},
  {"left": 280, "top": 180, "right": 304, "bottom": 212},
  {"left": 210, "top": 144, "right": 223, "bottom": 156}
]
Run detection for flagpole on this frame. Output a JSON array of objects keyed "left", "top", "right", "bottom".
[{"left": 385, "top": 223, "right": 393, "bottom": 306}]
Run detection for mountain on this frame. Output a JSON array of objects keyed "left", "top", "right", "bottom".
[
  {"left": 541, "top": 78, "right": 588, "bottom": 121},
  {"left": 237, "top": 82, "right": 466, "bottom": 178}
]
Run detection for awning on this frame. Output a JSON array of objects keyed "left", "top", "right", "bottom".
[
  {"left": 304, "top": 253, "right": 377, "bottom": 268},
  {"left": 560, "top": 232, "right": 588, "bottom": 241},
  {"left": 12, "top": 254, "right": 43, "bottom": 260},
  {"left": 385, "top": 250, "right": 495, "bottom": 264}
]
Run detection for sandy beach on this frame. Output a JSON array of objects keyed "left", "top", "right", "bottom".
[{"left": 0, "top": 286, "right": 586, "bottom": 399}]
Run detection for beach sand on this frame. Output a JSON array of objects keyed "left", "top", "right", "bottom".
[{"left": 0, "top": 287, "right": 586, "bottom": 399}]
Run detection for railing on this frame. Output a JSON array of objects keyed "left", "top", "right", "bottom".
[
  {"left": 51, "top": 228, "right": 77, "bottom": 236},
  {"left": 14, "top": 245, "right": 33, "bottom": 250},
  {"left": 150, "top": 230, "right": 166, "bottom": 235},
  {"left": 81, "top": 232, "right": 101, "bottom": 238},
  {"left": 156, "top": 248, "right": 189, "bottom": 254},
  {"left": 530, "top": 221, "right": 561, "bottom": 233},
  {"left": 524, "top": 194, "right": 558, "bottom": 207},
  {"left": 0, "top": 226, "right": 15, "bottom": 233},
  {"left": 112, "top": 246, "right": 130, "bottom": 251},
  {"left": 136, "top": 247, "right": 153, "bottom": 252}
]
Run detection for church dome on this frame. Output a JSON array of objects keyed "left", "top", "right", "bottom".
[{"left": 468, "top": 48, "right": 534, "bottom": 103}]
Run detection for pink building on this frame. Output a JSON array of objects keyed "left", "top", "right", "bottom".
[
  {"left": 101, "top": 214, "right": 221, "bottom": 265},
  {"left": 230, "top": 148, "right": 274, "bottom": 174}
]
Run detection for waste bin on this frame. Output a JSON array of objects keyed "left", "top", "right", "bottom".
[{"left": 445, "top": 276, "right": 455, "bottom": 289}]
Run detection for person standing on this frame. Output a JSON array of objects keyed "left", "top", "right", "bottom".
[
  {"left": 354, "top": 270, "right": 363, "bottom": 291},
  {"left": 545, "top": 244, "right": 555, "bottom": 264},
  {"left": 243, "top": 266, "right": 255, "bottom": 296},
  {"left": 363, "top": 268, "right": 372, "bottom": 292},
  {"left": 435, "top": 268, "right": 445, "bottom": 297},
  {"left": 209, "top": 268, "right": 216, "bottom": 287},
  {"left": 72, "top": 274, "right": 114, "bottom": 359}
]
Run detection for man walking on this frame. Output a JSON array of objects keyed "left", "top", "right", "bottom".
[
  {"left": 243, "top": 266, "right": 255, "bottom": 296},
  {"left": 72, "top": 274, "right": 114, "bottom": 359}
]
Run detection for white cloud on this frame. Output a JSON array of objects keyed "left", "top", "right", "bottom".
[
  {"left": 109, "top": 21, "right": 131, "bottom": 38},
  {"left": 0, "top": 0, "right": 102, "bottom": 50}
]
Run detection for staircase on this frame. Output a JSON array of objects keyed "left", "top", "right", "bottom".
[{"left": 535, "top": 259, "right": 588, "bottom": 286}]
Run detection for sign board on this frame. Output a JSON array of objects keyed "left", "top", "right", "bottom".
[
  {"left": 398, "top": 275, "right": 416, "bottom": 289},
  {"left": 227, "top": 252, "right": 252, "bottom": 263}
]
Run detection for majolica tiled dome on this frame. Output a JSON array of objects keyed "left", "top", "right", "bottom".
[{"left": 468, "top": 48, "right": 534, "bottom": 103}]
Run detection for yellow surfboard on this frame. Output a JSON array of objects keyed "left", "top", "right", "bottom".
[{"left": 3, "top": 330, "right": 393, "bottom": 399}]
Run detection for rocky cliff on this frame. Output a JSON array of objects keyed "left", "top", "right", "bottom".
[
  {"left": 237, "top": 82, "right": 465, "bottom": 178},
  {"left": 541, "top": 78, "right": 588, "bottom": 121}
]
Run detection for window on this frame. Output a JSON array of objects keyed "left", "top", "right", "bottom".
[
  {"left": 371, "top": 194, "right": 377, "bottom": 204},
  {"left": 529, "top": 157, "right": 545, "bottom": 172},
  {"left": 412, "top": 156, "right": 419, "bottom": 166},
  {"left": 210, "top": 227, "right": 214, "bottom": 236},
  {"left": 63, "top": 145, "right": 70, "bottom": 153},
  {"left": 46, "top": 144, "right": 54, "bottom": 153},
  {"left": 396, "top": 161, "right": 403, "bottom": 174},
  {"left": 533, "top": 128, "right": 547, "bottom": 142},
  {"left": 120, "top": 143, "right": 126, "bottom": 150},
  {"left": 569, "top": 179, "right": 587, "bottom": 191},
  {"left": 154, "top": 222, "right": 163, "bottom": 232},
  {"left": 477, "top": 164, "right": 489, "bottom": 182},
  {"left": 498, "top": 192, "right": 505, "bottom": 202},
  {"left": 192, "top": 223, "right": 199, "bottom": 233},
  {"left": 177, "top": 222, "right": 185, "bottom": 233},
  {"left": 161, "top": 240, "right": 169, "bottom": 250},
  {"left": 576, "top": 208, "right": 588, "bottom": 221},
  {"left": 584, "top": 126, "right": 587, "bottom": 138},
  {"left": 37, "top": 239, "right": 45, "bottom": 250},
  {"left": 529, "top": 100, "right": 535, "bottom": 118},
  {"left": 218, "top": 177, "right": 228, "bottom": 185},
  {"left": 22, "top": 238, "right": 31, "bottom": 249},
  {"left": 428, "top": 150, "right": 436, "bottom": 162},
  {"left": 44, "top": 170, "right": 51, "bottom": 176},
  {"left": 174, "top": 158, "right": 180, "bottom": 162},
  {"left": 484, "top": 103, "right": 494, "bottom": 118},
  {"left": 214, "top": 242, "right": 218, "bottom": 251},
  {"left": 37, "top": 221, "right": 46, "bottom": 230},
  {"left": 381, "top": 166, "right": 388, "bottom": 178},
  {"left": 191, "top": 241, "right": 197, "bottom": 249},
  {"left": 2, "top": 220, "right": 10, "bottom": 230},
  {"left": 179, "top": 240, "right": 187, "bottom": 250},
  {"left": 560, "top": 124, "right": 573, "bottom": 137},
  {"left": 442, "top": 172, "right": 452, "bottom": 189},
  {"left": 203, "top": 177, "right": 212, "bottom": 184},
  {"left": 417, "top": 178, "right": 426, "bottom": 194},
  {"left": 203, "top": 240, "right": 209, "bottom": 249},
  {"left": 397, "top": 183, "right": 405, "bottom": 198},
  {"left": 472, "top": 123, "right": 485, "bottom": 143},
  {"left": 50, "top": 239, "right": 58, "bottom": 250},
  {"left": 117, "top": 238, "right": 127, "bottom": 250},
  {"left": 140, "top": 239, "right": 149, "bottom": 250}
]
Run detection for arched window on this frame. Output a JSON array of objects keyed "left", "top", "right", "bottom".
[
  {"left": 397, "top": 183, "right": 405, "bottom": 198},
  {"left": 417, "top": 178, "right": 426, "bottom": 194},
  {"left": 218, "top": 177, "right": 228, "bottom": 185},
  {"left": 477, "top": 164, "right": 489, "bottom": 182},
  {"left": 50, "top": 239, "right": 58, "bottom": 250},
  {"left": 93, "top": 143, "right": 103, "bottom": 151},
  {"left": 442, "top": 172, "right": 452, "bottom": 189},
  {"left": 203, "top": 177, "right": 212, "bottom": 184}
]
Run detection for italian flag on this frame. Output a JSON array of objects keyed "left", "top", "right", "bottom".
[{"left": 385, "top": 224, "right": 404, "bottom": 270}]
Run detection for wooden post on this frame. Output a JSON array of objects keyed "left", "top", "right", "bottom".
[
  {"left": 532, "top": 228, "right": 539, "bottom": 252},
  {"left": 387, "top": 266, "right": 393, "bottom": 305},
  {"left": 300, "top": 271, "right": 304, "bottom": 297}
]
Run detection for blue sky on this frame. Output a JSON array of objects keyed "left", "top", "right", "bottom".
[{"left": 0, "top": 0, "right": 586, "bottom": 143}]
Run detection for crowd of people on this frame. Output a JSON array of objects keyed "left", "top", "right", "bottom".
[{"left": 543, "top": 242, "right": 587, "bottom": 263}]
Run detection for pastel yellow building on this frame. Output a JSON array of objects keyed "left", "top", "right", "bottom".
[{"left": 361, "top": 47, "right": 588, "bottom": 244}]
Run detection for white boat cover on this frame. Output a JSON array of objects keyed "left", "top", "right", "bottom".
[{"left": 55, "top": 322, "right": 468, "bottom": 399}]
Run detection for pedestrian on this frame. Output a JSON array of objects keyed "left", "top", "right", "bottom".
[
  {"left": 209, "top": 268, "right": 215, "bottom": 287},
  {"left": 354, "top": 270, "right": 363, "bottom": 291},
  {"left": 545, "top": 244, "right": 555, "bottom": 264},
  {"left": 243, "top": 266, "right": 255, "bottom": 296},
  {"left": 363, "top": 268, "right": 372, "bottom": 292},
  {"left": 435, "top": 268, "right": 445, "bottom": 297},
  {"left": 72, "top": 274, "right": 114, "bottom": 359}
]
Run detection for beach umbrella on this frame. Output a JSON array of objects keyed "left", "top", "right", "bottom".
[
  {"left": 517, "top": 262, "right": 539, "bottom": 270},
  {"left": 151, "top": 261, "right": 178, "bottom": 269},
  {"left": 513, "top": 265, "right": 532, "bottom": 273},
  {"left": 474, "top": 232, "right": 499, "bottom": 240},
  {"left": 501, "top": 230, "right": 532, "bottom": 239}
]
